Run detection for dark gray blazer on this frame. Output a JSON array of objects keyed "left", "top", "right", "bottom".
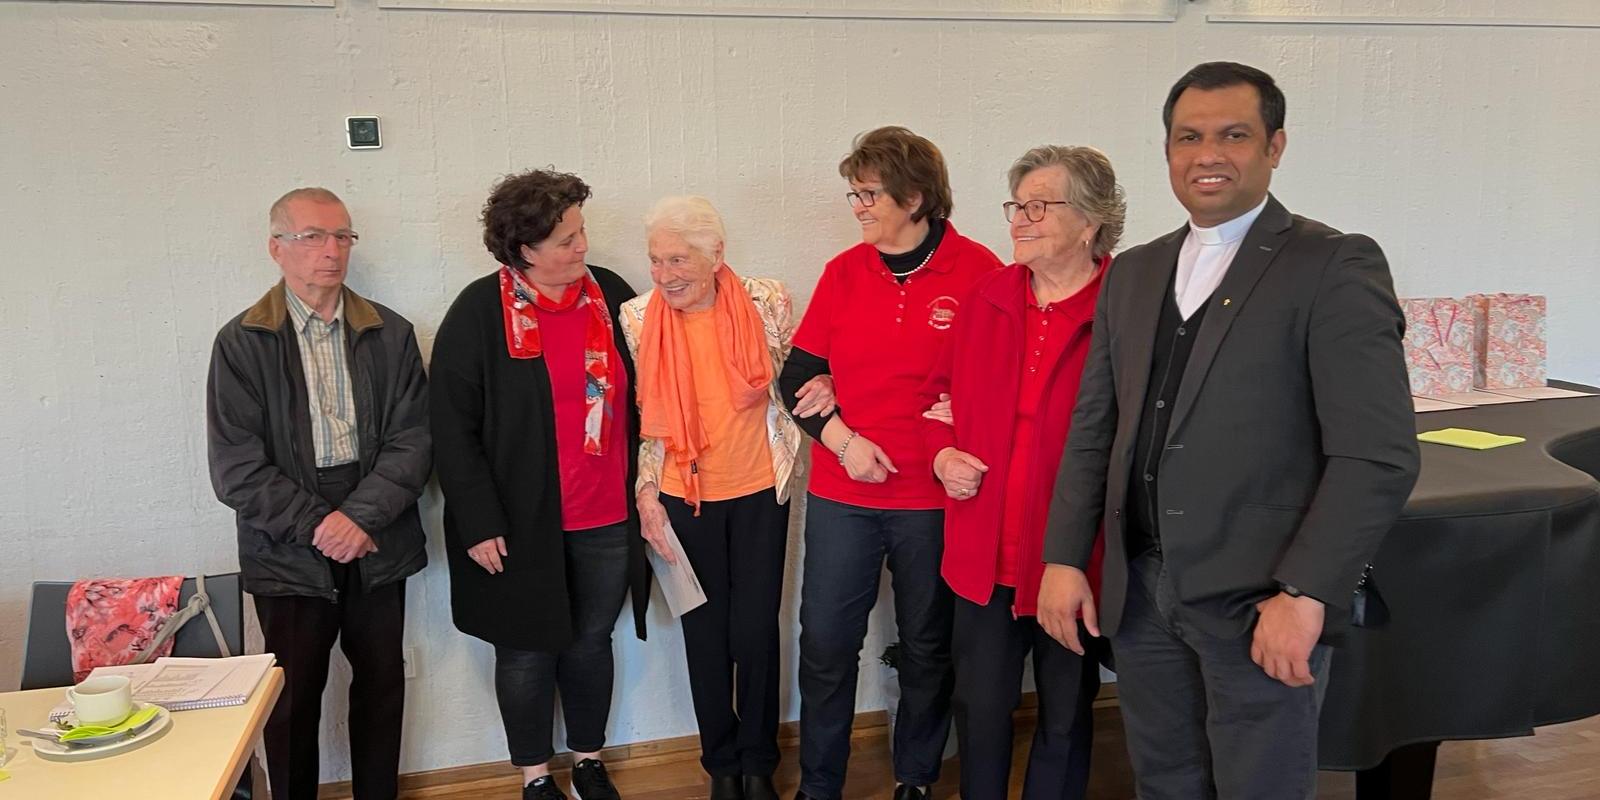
[{"left": 1042, "top": 195, "right": 1420, "bottom": 640}]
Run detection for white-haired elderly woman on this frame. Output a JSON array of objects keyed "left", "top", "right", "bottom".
[
  {"left": 620, "top": 196, "right": 831, "bottom": 800},
  {"left": 918, "top": 145, "right": 1125, "bottom": 800}
]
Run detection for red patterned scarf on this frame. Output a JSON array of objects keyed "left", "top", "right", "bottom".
[{"left": 500, "top": 265, "right": 616, "bottom": 455}]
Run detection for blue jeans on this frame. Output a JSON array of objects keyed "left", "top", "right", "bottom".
[{"left": 797, "top": 494, "right": 954, "bottom": 799}]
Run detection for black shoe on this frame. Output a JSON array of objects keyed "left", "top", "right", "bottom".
[
  {"left": 523, "top": 776, "right": 568, "bottom": 800},
  {"left": 571, "top": 758, "right": 621, "bottom": 800},
  {"left": 741, "top": 774, "right": 778, "bottom": 800},
  {"left": 893, "top": 786, "right": 930, "bottom": 800},
  {"left": 710, "top": 774, "right": 744, "bottom": 800}
]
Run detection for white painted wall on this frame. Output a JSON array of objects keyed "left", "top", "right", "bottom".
[{"left": 3, "top": 0, "right": 1598, "bottom": 783}]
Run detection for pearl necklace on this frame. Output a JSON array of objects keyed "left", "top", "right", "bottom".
[{"left": 889, "top": 247, "right": 936, "bottom": 281}]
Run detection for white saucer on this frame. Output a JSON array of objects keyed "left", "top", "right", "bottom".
[{"left": 30, "top": 702, "right": 173, "bottom": 762}]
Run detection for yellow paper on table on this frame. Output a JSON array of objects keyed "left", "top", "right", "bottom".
[{"left": 1417, "top": 428, "right": 1526, "bottom": 450}]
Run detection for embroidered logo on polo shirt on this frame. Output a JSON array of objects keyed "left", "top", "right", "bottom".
[{"left": 927, "top": 296, "right": 960, "bottom": 330}]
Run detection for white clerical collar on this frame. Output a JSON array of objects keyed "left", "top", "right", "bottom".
[{"left": 1189, "top": 196, "right": 1269, "bottom": 247}]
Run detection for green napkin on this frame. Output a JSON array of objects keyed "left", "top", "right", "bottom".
[
  {"left": 60, "top": 705, "right": 160, "bottom": 742},
  {"left": 1417, "top": 428, "right": 1526, "bottom": 450}
]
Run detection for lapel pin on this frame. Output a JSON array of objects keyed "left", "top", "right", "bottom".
[{"left": 1223, "top": 298, "right": 1232, "bottom": 306}]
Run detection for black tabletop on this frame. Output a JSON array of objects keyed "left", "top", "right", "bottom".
[{"left": 1319, "top": 385, "right": 1600, "bottom": 769}]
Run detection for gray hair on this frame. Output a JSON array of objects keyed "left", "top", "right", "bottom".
[
  {"left": 269, "top": 187, "right": 345, "bottom": 234},
  {"left": 644, "top": 195, "right": 726, "bottom": 265},
  {"left": 1006, "top": 146, "right": 1125, "bottom": 259}
]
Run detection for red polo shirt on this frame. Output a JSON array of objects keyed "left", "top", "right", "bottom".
[{"left": 793, "top": 223, "right": 1003, "bottom": 510}]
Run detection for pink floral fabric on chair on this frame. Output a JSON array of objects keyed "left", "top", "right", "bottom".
[{"left": 65, "top": 576, "right": 185, "bottom": 683}]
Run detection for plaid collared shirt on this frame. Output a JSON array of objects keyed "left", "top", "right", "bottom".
[{"left": 284, "top": 288, "right": 360, "bottom": 467}]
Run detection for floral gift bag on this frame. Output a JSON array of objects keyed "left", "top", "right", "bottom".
[
  {"left": 1400, "top": 297, "right": 1477, "bottom": 396},
  {"left": 1469, "top": 293, "right": 1547, "bottom": 390}
]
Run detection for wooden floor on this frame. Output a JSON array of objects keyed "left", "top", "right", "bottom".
[{"left": 325, "top": 710, "right": 1600, "bottom": 799}]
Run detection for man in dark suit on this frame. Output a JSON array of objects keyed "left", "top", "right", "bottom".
[{"left": 1037, "top": 62, "right": 1420, "bottom": 798}]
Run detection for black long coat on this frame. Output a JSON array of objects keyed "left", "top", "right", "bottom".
[{"left": 430, "top": 265, "right": 648, "bottom": 651}]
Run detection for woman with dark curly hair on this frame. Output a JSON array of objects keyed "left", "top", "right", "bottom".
[{"left": 431, "top": 169, "right": 646, "bottom": 800}]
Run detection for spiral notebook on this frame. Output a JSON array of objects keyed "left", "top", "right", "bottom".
[{"left": 49, "top": 653, "right": 276, "bottom": 723}]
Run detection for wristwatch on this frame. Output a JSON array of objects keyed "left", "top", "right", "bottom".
[{"left": 1279, "top": 583, "right": 1306, "bottom": 598}]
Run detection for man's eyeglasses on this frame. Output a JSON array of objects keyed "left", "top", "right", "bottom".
[
  {"left": 1003, "top": 200, "right": 1072, "bottom": 223},
  {"left": 274, "top": 229, "right": 361, "bottom": 248},
  {"left": 846, "top": 189, "right": 881, "bottom": 209}
]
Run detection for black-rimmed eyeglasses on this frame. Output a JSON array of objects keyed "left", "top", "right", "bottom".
[{"left": 846, "top": 189, "right": 880, "bottom": 208}]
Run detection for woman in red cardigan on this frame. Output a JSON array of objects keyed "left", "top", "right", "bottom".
[{"left": 919, "top": 145, "right": 1125, "bottom": 800}]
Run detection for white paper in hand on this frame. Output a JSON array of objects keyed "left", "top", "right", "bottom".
[{"left": 648, "top": 519, "right": 707, "bottom": 617}]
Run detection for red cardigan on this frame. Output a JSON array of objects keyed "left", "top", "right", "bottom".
[{"left": 920, "top": 261, "right": 1107, "bottom": 617}]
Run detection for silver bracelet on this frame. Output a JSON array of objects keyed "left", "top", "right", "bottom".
[{"left": 837, "top": 431, "right": 859, "bottom": 465}]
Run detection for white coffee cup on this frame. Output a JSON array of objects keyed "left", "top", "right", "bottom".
[{"left": 67, "top": 675, "right": 134, "bottom": 727}]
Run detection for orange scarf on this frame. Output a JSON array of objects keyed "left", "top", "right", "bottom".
[{"left": 637, "top": 265, "right": 773, "bottom": 513}]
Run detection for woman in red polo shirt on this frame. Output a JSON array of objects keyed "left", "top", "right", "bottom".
[
  {"left": 779, "top": 126, "right": 1003, "bottom": 800},
  {"left": 919, "top": 145, "right": 1124, "bottom": 800}
]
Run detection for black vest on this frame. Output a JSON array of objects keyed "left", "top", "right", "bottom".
[{"left": 1125, "top": 278, "right": 1212, "bottom": 558}]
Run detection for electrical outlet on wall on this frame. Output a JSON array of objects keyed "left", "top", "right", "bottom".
[{"left": 402, "top": 647, "right": 417, "bottom": 680}]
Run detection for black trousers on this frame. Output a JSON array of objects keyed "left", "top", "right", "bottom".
[
  {"left": 1114, "top": 552, "right": 1331, "bottom": 800},
  {"left": 255, "top": 462, "right": 407, "bottom": 800},
  {"left": 661, "top": 490, "right": 791, "bottom": 778},
  {"left": 952, "top": 586, "right": 1104, "bottom": 800},
  {"left": 493, "top": 523, "right": 630, "bottom": 767}
]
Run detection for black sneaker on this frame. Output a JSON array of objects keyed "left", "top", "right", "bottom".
[
  {"left": 892, "top": 786, "right": 930, "bottom": 800},
  {"left": 523, "top": 776, "right": 567, "bottom": 800},
  {"left": 571, "top": 758, "right": 622, "bottom": 800}
]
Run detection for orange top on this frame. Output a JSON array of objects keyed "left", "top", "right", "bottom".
[{"left": 659, "top": 309, "right": 776, "bottom": 503}]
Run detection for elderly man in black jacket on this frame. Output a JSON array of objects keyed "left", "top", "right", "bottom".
[{"left": 207, "top": 187, "right": 431, "bottom": 800}]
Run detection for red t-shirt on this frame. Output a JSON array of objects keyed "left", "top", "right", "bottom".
[
  {"left": 539, "top": 302, "right": 629, "bottom": 531},
  {"left": 792, "top": 224, "right": 1002, "bottom": 509},
  {"left": 996, "top": 281, "right": 1098, "bottom": 586}
]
